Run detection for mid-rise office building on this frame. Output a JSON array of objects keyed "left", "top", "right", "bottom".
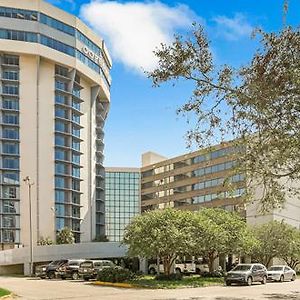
[
  {"left": 0, "top": 0, "right": 111, "bottom": 249},
  {"left": 105, "top": 168, "right": 140, "bottom": 242}
]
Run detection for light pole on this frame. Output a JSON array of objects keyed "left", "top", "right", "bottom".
[{"left": 23, "top": 176, "right": 34, "bottom": 277}]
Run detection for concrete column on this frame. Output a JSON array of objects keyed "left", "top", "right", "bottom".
[{"left": 23, "top": 263, "right": 30, "bottom": 276}]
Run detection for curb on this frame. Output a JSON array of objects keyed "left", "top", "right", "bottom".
[{"left": 92, "top": 281, "right": 143, "bottom": 289}]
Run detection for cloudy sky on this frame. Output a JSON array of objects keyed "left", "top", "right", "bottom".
[{"left": 47, "top": 0, "right": 300, "bottom": 167}]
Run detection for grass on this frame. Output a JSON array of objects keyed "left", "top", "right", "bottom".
[
  {"left": 128, "top": 275, "right": 224, "bottom": 289},
  {"left": 0, "top": 288, "right": 11, "bottom": 297}
]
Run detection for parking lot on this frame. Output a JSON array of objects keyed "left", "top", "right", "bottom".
[{"left": 1, "top": 276, "right": 300, "bottom": 300}]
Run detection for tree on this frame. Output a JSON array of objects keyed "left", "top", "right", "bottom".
[
  {"left": 56, "top": 227, "right": 75, "bottom": 245},
  {"left": 122, "top": 208, "right": 196, "bottom": 276},
  {"left": 192, "top": 208, "right": 257, "bottom": 272},
  {"left": 37, "top": 236, "right": 54, "bottom": 246},
  {"left": 148, "top": 22, "right": 300, "bottom": 211},
  {"left": 251, "top": 220, "right": 295, "bottom": 267}
]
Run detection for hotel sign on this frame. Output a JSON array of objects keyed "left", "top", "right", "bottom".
[{"left": 82, "top": 46, "right": 101, "bottom": 66}]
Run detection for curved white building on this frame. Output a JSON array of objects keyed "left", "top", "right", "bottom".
[{"left": 0, "top": 0, "right": 111, "bottom": 249}]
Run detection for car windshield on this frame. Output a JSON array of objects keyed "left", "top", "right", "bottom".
[
  {"left": 232, "top": 265, "right": 252, "bottom": 271},
  {"left": 49, "top": 260, "right": 66, "bottom": 266},
  {"left": 268, "top": 266, "right": 284, "bottom": 271},
  {"left": 80, "top": 262, "right": 93, "bottom": 268}
]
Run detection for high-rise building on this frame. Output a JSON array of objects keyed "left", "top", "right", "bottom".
[
  {"left": 105, "top": 168, "right": 140, "bottom": 242},
  {"left": 0, "top": 0, "right": 111, "bottom": 249}
]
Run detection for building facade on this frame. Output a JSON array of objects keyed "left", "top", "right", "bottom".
[
  {"left": 105, "top": 168, "right": 140, "bottom": 242},
  {"left": 0, "top": 0, "right": 111, "bottom": 249},
  {"left": 141, "top": 144, "right": 245, "bottom": 213}
]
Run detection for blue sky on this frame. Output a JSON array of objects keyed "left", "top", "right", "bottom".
[{"left": 46, "top": 0, "right": 300, "bottom": 167}]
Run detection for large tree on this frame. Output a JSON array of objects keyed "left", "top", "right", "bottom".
[
  {"left": 123, "top": 208, "right": 196, "bottom": 276},
  {"left": 251, "top": 220, "right": 296, "bottom": 267},
  {"left": 148, "top": 22, "right": 300, "bottom": 211},
  {"left": 193, "top": 208, "right": 257, "bottom": 272}
]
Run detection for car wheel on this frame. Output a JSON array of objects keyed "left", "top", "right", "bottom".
[
  {"left": 292, "top": 274, "right": 296, "bottom": 281},
  {"left": 195, "top": 268, "right": 200, "bottom": 275},
  {"left": 47, "top": 272, "right": 55, "bottom": 280},
  {"left": 149, "top": 268, "right": 156, "bottom": 275},
  {"left": 225, "top": 281, "right": 231, "bottom": 286},
  {"left": 72, "top": 272, "right": 79, "bottom": 280},
  {"left": 280, "top": 275, "right": 284, "bottom": 282},
  {"left": 247, "top": 276, "right": 252, "bottom": 286},
  {"left": 262, "top": 276, "right": 267, "bottom": 284}
]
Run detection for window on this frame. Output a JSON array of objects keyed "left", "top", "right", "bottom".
[
  {"left": 55, "top": 204, "right": 65, "bottom": 217},
  {"left": 55, "top": 176, "right": 68, "bottom": 189},
  {"left": 2, "top": 142, "right": 19, "bottom": 154},
  {"left": 3, "top": 113, "right": 19, "bottom": 125},
  {"left": 3, "top": 200, "right": 17, "bottom": 213},
  {"left": 41, "top": 35, "right": 75, "bottom": 57},
  {"left": 72, "top": 140, "right": 80, "bottom": 151},
  {"left": 72, "top": 167, "right": 80, "bottom": 178},
  {"left": 3, "top": 98, "right": 19, "bottom": 110},
  {"left": 56, "top": 217, "right": 65, "bottom": 230},
  {"left": 55, "top": 94, "right": 68, "bottom": 105},
  {"left": 3, "top": 215, "right": 15, "bottom": 228},
  {"left": 0, "top": 7, "right": 38, "bottom": 21},
  {"left": 55, "top": 80, "right": 68, "bottom": 92},
  {"left": 72, "top": 88, "right": 80, "bottom": 98},
  {"left": 55, "top": 190, "right": 67, "bottom": 203},
  {"left": 2, "top": 172, "right": 19, "bottom": 184},
  {"left": 55, "top": 121, "right": 68, "bottom": 133},
  {"left": 3, "top": 70, "right": 18, "bottom": 80},
  {"left": 55, "top": 163, "right": 68, "bottom": 175},
  {"left": 3, "top": 55, "right": 19, "bottom": 66},
  {"left": 2, "top": 229, "right": 15, "bottom": 242},
  {"left": 55, "top": 65, "right": 69, "bottom": 77},
  {"left": 72, "top": 126, "right": 80, "bottom": 138},
  {"left": 55, "top": 135, "right": 68, "bottom": 147},
  {"left": 55, "top": 108, "right": 68, "bottom": 119},
  {"left": 55, "top": 149, "right": 68, "bottom": 161},
  {"left": 72, "top": 154, "right": 80, "bottom": 165},
  {"left": 76, "top": 30, "right": 101, "bottom": 55},
  {"left": 2, "top": 84, "right": 19, "bottom": 95},
  {"left": 0, "top": 29, "right": 37, "bottom": 43},
  {"left": 40, "top": 14, "right": 75, "bottom": 36},
  {"left": 72, "top": 193, "right": 80, "bottom": 204},
  {"left": 72, "top": 179, "right": 80, "bottom": 191},
  {"left": 72, "top": 100, "right": 81, "bottom": 111},
  {"left": 2, "top": 128, "right": 19, "bottom": 139},
  {"left": 2, "top": 157, "right": 19, "bottom": 169},
  {"left": 2, "top": 186, "right": 18, "bottom": 199}
]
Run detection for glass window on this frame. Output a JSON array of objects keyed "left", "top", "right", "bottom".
[
  {"left": 2, "top": 84, "right": 18, "bottom": 95},
  {"left": 40, "top": 14, "right": 75, "bottom": 36},
  {"left": 2, "top": 128, "right": 19, "bottom": 139},
  {"left": 55, "top": 94, "right": 68, "bottom": 105},
  {"left": 3, "top": 55, "right": 19, "bottom": 66},
  {"left": 55, "top": 149, "right": 68, "bottom": 161},
  {"left": 2, "top": 229, "right": 16, "bottom": 242},
  {"left": 72, "top": 193, "right": 80, "bottom": 204},
  {"left": 72, "top": 100, "right": 81, "bottom": 111},
  {"left": 0, "top": 29, "right": 37, "bottom": 43},
  {"left": 72, "top": 154, "right": 80, "bottom": 165},
  {"left": 3, "top": 157, "right": 19, "bottom": 169},
  {"left": 3, "top": 200, "right": 17, "bottom": 213},
  {"left": 55, "top": 108, "right": 68, "bottom": 119},
  {"left": 55, "top": 65, "right": 69, "bottom": 77},
  {"left": 55, "top": 163, "right": 68, "bottom": 175},
  {"left": 2, "top": 172, "right": 19, "bottom": 184},
  {"left": 41, "top": 35, "right": 75, "bottom": 57},
  {"left": 2, "top": 186, "right": 18, "bottom": 199},
  {"left": 55, "top": 190, "right": 67, "bottom": 203},
  {"left": 3, "top": 70, "right": 18, "bottom": 80},
  {"left": 55, "top": 135, "right": 68, "bottom": 147},
  {"left": 55, "top": 121, "right": 68, "bottom": 133},
  {"left": 55, "top": 80, "right": 68, "bottom": 92},
  {"left": 56, "top": 217, "right": 65, "bottom": 230},
  {"left": 3, "top": 215, "right": 15, "bottom": 227},
  {"left": 55, "top": 176, "right": 67, "bottom": 189},
  {"left": 72, "top": 140, "right": 80, "bottom": 151},
  {"left": 72, "top": 126, "right": 80, "bottom": 138},
  {"left": 72, "top": 88, "right": 80, "bottom": 98},
  {"left": 72, "top": 167, "right": 80, "bottom": 178},
  {"left": 55, "top": 204, "right": 65, "bottom": 217},
  {"left": 3, "top": 113, "right": 19, "bottom": 124},
  {"left": 72, "top": 179, "right": 80, "bottom": 191},
  {"left": 3, "top": 98, "right": 19, "bottom": 110},
  {"left": 72, "top": 113, "right": 80, "bottom": 124},
  {"left": 2, "top": 142, "right": 19, "bottom": 154}
]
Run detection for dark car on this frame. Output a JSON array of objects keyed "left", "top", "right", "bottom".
[
  {"left": 56, "top": 259, "right": 85, "bottom": 280},
  {"left": 79, "top": 260, "right": 116, "bottom": 281},
  {"left": 225, "top": 263, "right": 267, "bottom": 286},
  {"left": 35, "top": 264, "right": 49, "bottom": 279},
  {"left": 46, "top": 260, "right": 68, "bottom": 279}
]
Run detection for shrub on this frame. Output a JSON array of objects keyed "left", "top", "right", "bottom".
[
  {"left": 155, "top": 273, "right": 183, "bottom": 281},
  {"left": 97, "top": 267, "right": 136, "bottom": 283}
]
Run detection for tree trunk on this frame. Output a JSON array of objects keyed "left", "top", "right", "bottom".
[
  {"left": 163, "top": 257, "right": 171, "bottom": 276},
  {"left": 208, "top": 253, "right": 216, "bottom": 273}
]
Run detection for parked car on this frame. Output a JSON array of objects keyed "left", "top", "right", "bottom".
[
  {"left": 267, "top": 265, "right": 296, "bottom": 282},
  {"left": 35, "top": 264, "right": 49, "bottom": 279},
  {"left": 148, "top": 260, "right": 209, "bottom": 275},
  {"left": 56, "top": 259, "right": 85, "bottom": 280},
  {"left": 46, "top": 260, "right": 68, "bottom": 279},
  {"left": 79, "top": 260, "right": 116, "bottom": 281},
  {"left": 225, "top": 263, "right": 268, "bottom": 286}
]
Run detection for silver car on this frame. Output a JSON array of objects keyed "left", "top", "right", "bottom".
[
  {"left": 225, "top": 263, "right": 267, "bottom": 286},
  {"left": 267, "top": 265, "right": 296, "bottom": 282}
]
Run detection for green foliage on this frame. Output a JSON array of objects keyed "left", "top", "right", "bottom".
[
  {"left": 155, "top": 273, "right": 182, "bottom": 281},
  {"left": 0, "top": 288, "right": 11, "bottom": 297},
  {"left": 191, "top": 208, "right": 257, "bottom": 272},
  {"left": 97, "top": 267, "right": 136, "bottom": 283},
  {"left": 251, "top": 220, "right": 299, "bottom": 267},
  {"left": 56, "top": 227, "right": 75, "bottom": 245},
  {"left": 123, "top": 209, "right": 197, "bottom": 276},
  {"left": 149, "top": 21, "right": 300, "bottom": 211},
  {"left": 37, "top": 236, "right": 54, "bottom": 246}
]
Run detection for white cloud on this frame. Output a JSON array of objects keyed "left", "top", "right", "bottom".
[
  {"left": 80, "top": 0, "right": 195, "bottom": 73},
  {"left": 213, "top": 13, "right": 253, "bottom": 41}
]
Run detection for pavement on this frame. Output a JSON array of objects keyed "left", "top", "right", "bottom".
[{"left": 1, "top": 276, "right": 300, "bottom": 300}]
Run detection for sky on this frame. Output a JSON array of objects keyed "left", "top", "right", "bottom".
[{"left": 46, "top": 0, "right": 300, "bottom": 167}]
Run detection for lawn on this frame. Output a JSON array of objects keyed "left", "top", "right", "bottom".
[
  {"left": 0, "top": 288, "right": 11, "bottom": 297},
  {"left": 129, "top": 275, "right": 224, "bottom": 289}
]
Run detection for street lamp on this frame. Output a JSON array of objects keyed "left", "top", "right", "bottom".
[{"left": 23, "top": 176, "right": 34, "bottom": 277}]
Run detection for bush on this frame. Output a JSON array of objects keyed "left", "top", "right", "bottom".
[
  {"left": 97, "top": 267, "right": 136, "bottom": 283},
  {"left": 155, "top": 273, "right": 183, "bottom": 281}
]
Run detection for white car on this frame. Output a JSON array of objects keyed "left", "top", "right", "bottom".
[{"left": 267, "top": 265, "right": 296, "bottom": 282}]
